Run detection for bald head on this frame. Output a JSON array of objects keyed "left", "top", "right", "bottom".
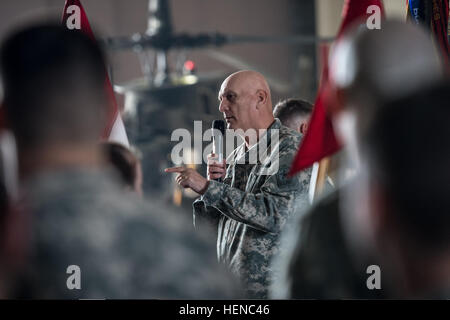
[
  {"left": 221, "top": 70, "right": 271, "bottom": 102},
  {"left": 218, "top": 70, "right": 274, "bottom": 132}
]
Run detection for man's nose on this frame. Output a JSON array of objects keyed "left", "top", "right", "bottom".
[{"left": 219, "top": 100, "right": 228, "bottom": 113}]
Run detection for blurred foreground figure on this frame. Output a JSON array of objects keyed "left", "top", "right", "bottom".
[
  {"left": 272, "top": 20, "right": 444, "bottom": 299},
  {"left": 362, "top": 82, "right": 450, "bottom": 298},
  {"left": 0, "top": 23, "right": 239, "bottom": 298},
  {"left": 101, "top": 142, "right": 143, "bottom": 196},
  {"left": 0, "top": 158, "right": 11, "bottom": 298},
  {"left": 167, "top": 70, "right": 311, "bottom": 298}
]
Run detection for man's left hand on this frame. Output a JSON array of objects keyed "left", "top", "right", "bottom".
[{"left": 165, "top": 166, "right": 209, "bottom": 195}]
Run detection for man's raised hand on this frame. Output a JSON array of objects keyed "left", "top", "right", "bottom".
[
  {"left": 207, "top": 153, "right": 226, "bottom": 181},
  {"left": 164, "top": 166, "right": 209, "bottom": 194}
]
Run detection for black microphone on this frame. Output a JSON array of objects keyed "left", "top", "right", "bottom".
[{"left": 211, "top": 120, "right": 225, "bottom": 182}]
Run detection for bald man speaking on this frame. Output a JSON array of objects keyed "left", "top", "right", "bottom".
[{"left": 166, "top": 70, "right": 311, "bottom": 298}]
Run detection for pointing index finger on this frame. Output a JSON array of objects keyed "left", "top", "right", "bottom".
[{"left": 164, "top": 166, "right": 185, "bottom": 173}]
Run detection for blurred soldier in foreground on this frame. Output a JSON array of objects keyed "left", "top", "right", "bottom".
[
  {"left": 166, "top": 70, "right": 311, "bottom": 298},
  {"left": 0, "top": 158, "right": 11, "bottom": 298},
  {"left": 272, "top": 20, "right": 444, "bottom": 299},
  {"left": 273, "top": 98, "right": 312, "bottom": 134},
  {"left": 0, "top": 23, "right": 239, "bottom": 299},
  {"left": 361, "top": 82, "right": 450, "bottom": 298}
]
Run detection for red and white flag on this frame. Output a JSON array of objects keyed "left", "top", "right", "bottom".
[{"left": 62, "top": 0, "right": 129, "bottom": 147}]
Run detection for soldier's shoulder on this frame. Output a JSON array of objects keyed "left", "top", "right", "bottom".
[
  {"left": 119, "top": 197, "right": 242, "bottom": 298},
  {"left": 121, "top": 196, "right": 215, "bottom": 253},
  {"left": 278, "top": 125, "right": 303, "bottom": 148},
  {"left": 26, "top": 171, "right": 238, "bottom": 298}
]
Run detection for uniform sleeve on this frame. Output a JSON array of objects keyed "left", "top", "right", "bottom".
[
  {"left": 192, "top": 198, "right": 221, "bottom": 231},
  {"left": 198, "top": 144, "right": 311, "bottom": 234},
  {"left": 192, "top": 147, "right": 239, "bottom": 230}
]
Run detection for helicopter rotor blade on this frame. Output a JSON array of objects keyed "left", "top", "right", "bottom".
[
  {"left": 225, "top": 34, "right": 334, "bottom": 45},
  {"left": 205, "top": 49, "right": 292, "bottom": 93},
  {"left": 102, "top": 33, "right": 334, "bottom": 52}
]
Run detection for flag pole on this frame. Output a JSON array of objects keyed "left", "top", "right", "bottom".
[
  {"left": 310, "top": 42, "right": 330, "bottom": 202},
  {"left": 313, "top": 157, "right": 330, "bottom": 200}
]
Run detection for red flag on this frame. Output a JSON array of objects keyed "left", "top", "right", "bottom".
[
  {"left": 289, "top": 0, "right": 384, "bottom": 175},
  {"left": 61, "top": 0, "right": 129, "bottom": 146}
]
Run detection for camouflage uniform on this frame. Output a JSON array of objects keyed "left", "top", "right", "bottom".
[
  {"left": 193, "top": 118, "right": 311, "bottom": 298},
  {"left": 14, "top": 167, "right": 241, "bottom": 299}
]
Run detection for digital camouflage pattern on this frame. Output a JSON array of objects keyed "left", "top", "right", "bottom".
[
  {"left": 15, "top": 167, "right": 241, "bottom": 299},
  {"left": 193, "top": 118, "right": 311, "bottom": 298}
]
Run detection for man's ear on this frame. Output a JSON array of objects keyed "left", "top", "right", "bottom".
[
  {"left": 255, "top": 89, "right": 268, "bottom": 109},
  {"left": 299, "top": 122, "right": 308, "bottom": 135}
]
